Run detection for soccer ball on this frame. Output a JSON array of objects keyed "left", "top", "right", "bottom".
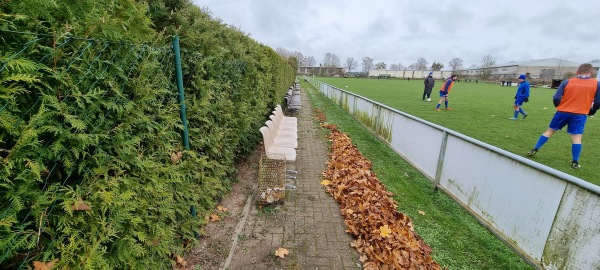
[{"left": 426, "top": 98, "right": 431, "bottom": 101}]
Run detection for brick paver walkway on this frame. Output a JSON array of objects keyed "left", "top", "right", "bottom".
[{"left": 227, "top": 87, "right": 362, "bottom": 270}]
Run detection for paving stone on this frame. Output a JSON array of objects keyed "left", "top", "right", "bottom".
[{"left": 227, "top": 86, "right": 361, "bottom": 269}]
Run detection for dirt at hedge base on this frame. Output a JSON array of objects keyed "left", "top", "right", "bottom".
[{"left": 183, "top": 146, "right": 262, "bottom": 270}]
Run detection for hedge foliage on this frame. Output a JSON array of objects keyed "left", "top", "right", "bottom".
[{"left": 0, "top": 0, "right": 295, "bottom": 268}]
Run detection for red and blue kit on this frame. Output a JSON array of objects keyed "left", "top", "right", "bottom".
[{"left": 438, "top": 79, "right": 454, "bottom": 97}]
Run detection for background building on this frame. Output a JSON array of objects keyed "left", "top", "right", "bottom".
[
  {"left": 456, "top": 58, "right": 580, "bottom": 80},
  {"left": 305, "top": 58, "right": 599, "bottom": 82}
]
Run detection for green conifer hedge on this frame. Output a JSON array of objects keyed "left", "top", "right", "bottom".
[{"left": 0, "top": 0, "right": 295, "bottom": 268}]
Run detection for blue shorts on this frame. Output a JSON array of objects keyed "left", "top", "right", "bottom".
[
  {"left": 548, "top": 112, "right": 587, "bottom": 134},
  {"left": 514, "top": 97, "right": 526, "bottom": 106},
  {"left": 439, "top": 90, "right": 448, "bottom": 97}
]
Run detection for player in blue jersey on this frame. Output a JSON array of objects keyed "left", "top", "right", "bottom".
[{"left": 509, "top": 74, "right": 530, "bottom": 120}]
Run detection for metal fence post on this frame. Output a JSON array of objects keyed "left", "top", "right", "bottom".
[
  {"left": 433, "top": 131, "right": 448, "bottom": 191},
  {"left": 172, "top": 36, "right": 198, "bottom": 239},
  {"left": 374, "top": 104, "right": 382, "bottom": 135},
  {"left": 172, "top": 36, "right": 190, "bottom": 150}
]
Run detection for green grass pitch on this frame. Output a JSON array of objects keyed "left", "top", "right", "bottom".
[{"left": 315, "top": 77, "right": 600, "bottom": 186}]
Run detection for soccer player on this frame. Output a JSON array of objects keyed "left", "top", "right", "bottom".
[
  {"left": 435, "top": 74, "right": 458, "bottom": 111},
  {"left": 527, "top": 63, "right": 600, "bottom": 169},
  {"left": 509, "top": 74, "right": 530, "bottom": 120}
]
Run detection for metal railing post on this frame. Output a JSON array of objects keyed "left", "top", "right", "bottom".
[{"left": 434, "top": 131, "right": 448, "bottom": 190}]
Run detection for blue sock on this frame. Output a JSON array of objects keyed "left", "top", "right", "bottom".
[
  {"left": 572, "top": 143, "right": 582, "bottom": 161},
  {"left": 444, "top": 100, "right": 448, "bottom": 108},
  {"left": 519, "top": 108, "right": 526, "bottom": 115},
  {"left": 436, "top": 104, "right": 440, "bottom": 109},
  {"left": 514, "top": 111, "right": 519, "bottom": 118},
  {"left": 534, "top": 135, "right": 549, "bottom": 149}
]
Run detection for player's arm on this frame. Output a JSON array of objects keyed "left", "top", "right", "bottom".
[
  {"left": 589, "top": 81, "right": 600, "bottom": 115},
  {"left": 553, "top": 80, "right": 568, "bottom": 107}
]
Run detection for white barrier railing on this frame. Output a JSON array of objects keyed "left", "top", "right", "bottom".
[{"left": 305, "top": 76, "right": 600, "bottom": 270}]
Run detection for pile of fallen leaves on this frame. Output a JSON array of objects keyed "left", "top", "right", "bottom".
[{"left": 317, "top": 110, "right": 440, "bottom": 270}]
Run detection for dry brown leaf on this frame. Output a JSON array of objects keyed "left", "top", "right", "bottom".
[
  {"left": 170, "top": 151, "right": 183, "bottom": 164},
  {"left": 321, "top": 123, "right": 441, "bottom": 270},
  {"left": 33, "top": 259, "right": 58, "bottom": 270},
  {"left": 209, "top": 213, "right": 220, "bottom": 222},
  {"left": 320, "top": 179, "right": 331, "bottom": 185},
  {"left": 363, "top": 262, "right": 379, "bottom": 270},
  {"left": 175, "top": 254, "right": 187, "bottom": 267},
  {"left": 71, "top": 198, "right": 91, "bottom": 211},
  {"left": 379, "top": 224, "right": 392, "bottom": 238},
  {"left": 274, "top": 247, "right": 289, "bottom": 258},
  {"left": 217, "top": 205, "right": 229, "bottom": 212}
]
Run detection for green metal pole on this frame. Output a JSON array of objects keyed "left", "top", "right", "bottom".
[
  {"left": 173, "top": 36, "right": 198, "bottom": 239},
  {"left": 172, "top": 35, "right": 190, "bottom": 150}
]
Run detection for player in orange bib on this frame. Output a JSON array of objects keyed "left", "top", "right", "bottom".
[
  {"left": 435, "top": 74, "right": 458, "bottom": 111},
  {"left": 527, "top": 63, "right": 600, "bottom": 168}
]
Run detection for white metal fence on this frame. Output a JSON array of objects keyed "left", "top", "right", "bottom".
[{"left": 305, "top": 76, "right": 600, "bottom": 270}]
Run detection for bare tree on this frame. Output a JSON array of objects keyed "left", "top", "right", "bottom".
[
  {"left": 417, "top": 59, "right": 428, "bottom": 70},
  {"left": 480, "top": 54, "right": 496, "bottom": 79},
  {"left": 448, "top": 58, "right": 463, "bottom": 72},
  {"left": 555, "top": 59, "right": 566, "bottom": 79},
  {"left": 306, "top": 56, "right": 317, "bottom": 66},
  {"left": 322, "top": 53, "right": 333, "bottom": 67},
  {"left": 361, "top": 57, "right": 374, "bottom": 73},
  {"left": 407, "top": 63, "right": 418, "bottom": 70},
  {"left": 375, "top": 62, "right": 387, "bottom": 70},
  {"left": 291, "top": 51, "right": 305, "bottom": 65},
  {"left": 331, "top": 54, "right": 341, "bottom": 67},
  {"left": 321, "top": 53, "right": 341, "bottom": 67},
  {"left": 390, "top": 62, "right": 405, "bottom": 70},
  {"left": 413, "top": 57, "right": 428, "bottom": 70},
  {"left": 345, "top": 57, "right": 358, "bottom": 72},
  {"left": 275, "top": 47, "right": 290, "bottom": 59}
]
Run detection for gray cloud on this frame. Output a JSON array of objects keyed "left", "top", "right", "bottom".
[{"left": 194, "top": 0, "right": 600, "bottom": 69}]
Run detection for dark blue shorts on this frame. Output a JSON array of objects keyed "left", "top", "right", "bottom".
[
  {"left": 439, "top": 90, "right": 448, "bottom": 97},
  {"left": 548, "top": 112, "right": 587, "bottom": 134},
  {"left": 514, "top": 97, "right": 526, "bottom": 106}
]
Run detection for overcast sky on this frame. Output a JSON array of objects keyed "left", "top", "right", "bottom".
[{"left": 192, "top": 0, "right": 599, "bottom": 70}]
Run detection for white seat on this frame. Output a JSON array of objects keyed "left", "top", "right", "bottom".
[
  {"left": 259, "top": 127, "right": 296, "bottom": 161},
  {"left": 265, "top": 120, "right": 298, "bottom": 148},
  {"left": 272, "top": 110, "right": 297, "bottom": 126},
  {"left": 274, "top": 105, "right": 297, "bottom": 123},
  {"left": 265, "top": 120, "right": 297, "bottom": 140},
  {"left": 269, "top": 115, "right": 297, "bottom": 133}
]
